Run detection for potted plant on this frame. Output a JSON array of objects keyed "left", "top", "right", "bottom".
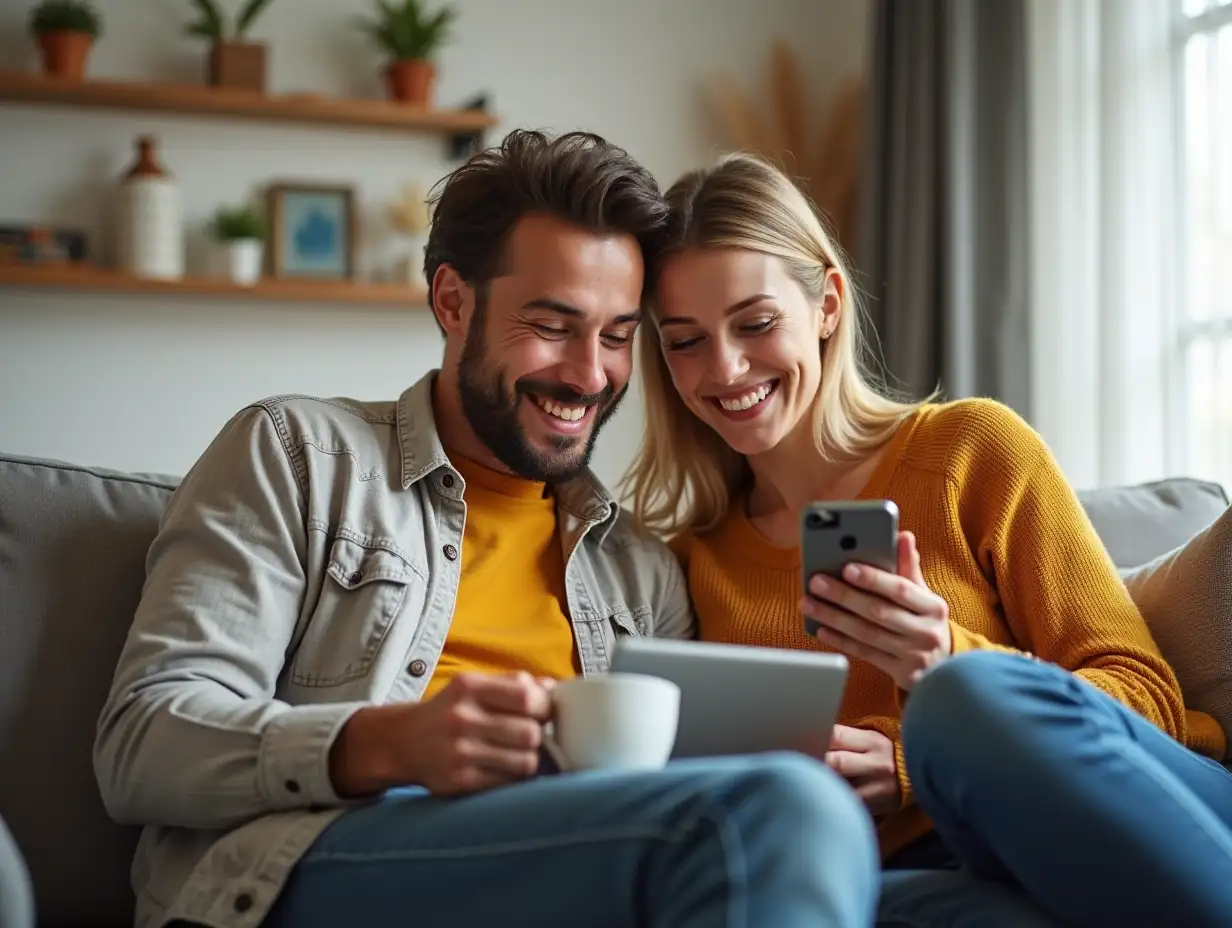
[
  {"left": 184, "top": 0, "right": 276, "bottom": 92},
  {"left": 210, "top": 203, "right": 265, "bottom": 285},
  {"left": 28, "top": 0, "right": 102, "bottom": 81},
  {"left": 354, "top": 0, "right": 457, "bottom": 106}
]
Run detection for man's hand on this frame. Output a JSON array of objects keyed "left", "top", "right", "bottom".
[
  {"left": 329, "top": 671, "right": 554, "bottom": 798},
  {"left": 824, "top": 724, "right": 900, "bottom": 816}
]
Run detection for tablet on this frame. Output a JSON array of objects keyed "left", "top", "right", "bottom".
[{"left": 609, "top": 637, "right": 849, "bottom": 760}]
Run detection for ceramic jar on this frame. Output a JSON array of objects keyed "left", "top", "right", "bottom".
[{"left": 115, "top": 136, "right": 183, "bottom": 280}]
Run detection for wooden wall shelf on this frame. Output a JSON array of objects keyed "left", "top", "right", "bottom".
[
  {"left": 0, "top": 70, "right": 496, "bottom": 157},
  {"left": 0, "top": 265, "right": 426, "bottom": 306}
]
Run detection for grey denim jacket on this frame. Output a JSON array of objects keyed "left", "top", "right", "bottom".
[{"left": 93, "top": 371, "right": 694, "bottom": 928}]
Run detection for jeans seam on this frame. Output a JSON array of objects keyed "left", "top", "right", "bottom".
[
  {"left": 1134, "top": 760, "right": 1232, "bottom": 854},
  {"left": 1082, "top": 703, "right": 1232, "bottom": 858},
  {"left": 301, "top": 814, "right": 745, "bottom": 927},
  {"left": 705, "top": 812, "right": 744, "bottom": 928},
  {"left": 302, "top": 824, "right": 679, "bottom": 864}
]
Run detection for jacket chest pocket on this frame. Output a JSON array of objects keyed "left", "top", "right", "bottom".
[
  {"left": 291, "top": 536, "right": 419, "bottom": 687},
  {"left": 610, "top": 606, "right": 650, "bottom": 638},
  {"left": 595, "top": 604, "right": 651, "bottom": 669}
]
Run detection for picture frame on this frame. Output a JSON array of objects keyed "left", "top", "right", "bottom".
[{"left": 266, "top": 182, "right": 357, "bottom": 280}]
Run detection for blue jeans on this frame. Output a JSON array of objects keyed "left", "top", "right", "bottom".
[
  {"left": 882, "top": 650, "right": 1232, "bottom": 928},
  {"left": 263, "top": 752, "right": 879, "bottom": 928}
]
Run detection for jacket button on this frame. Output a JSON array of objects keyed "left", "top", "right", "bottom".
[
  {"left": 408, "top": 659, "right": 428, "bottom": 677},
  {"left": 349, "top": 570, "right": 363, "bottom": 584},
  {"left": 443, "top": 544, "right": 458, "bottom": 561},
  {"left": 285, "top": 779, "right": 300, "bottom": 793},
  {"left": 234, "top": 892, "right": 254, "bottom": 913},
  {"left": 441, "top": 473, "right": 455, "bottom": 489}
]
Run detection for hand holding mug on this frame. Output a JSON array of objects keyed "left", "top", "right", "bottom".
[
  {"left": 799, "top": 531, "right": 951, "bottom": 690},
  {"left": 330, "top": 670, "right": 554, "bottom": 798}
]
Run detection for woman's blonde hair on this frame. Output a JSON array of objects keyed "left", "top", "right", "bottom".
[{"left": 622, "top": 151, "right": 927, "bottom": 538}]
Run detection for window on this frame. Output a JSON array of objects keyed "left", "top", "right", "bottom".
[{"left": 1176, "top": 0, "right": 1232, "bottom": 493}]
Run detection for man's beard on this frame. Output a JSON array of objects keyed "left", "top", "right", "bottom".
[{"left": 457, "top": 302, "right": 626, "bottom": 483}]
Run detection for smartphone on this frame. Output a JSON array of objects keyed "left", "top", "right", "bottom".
[{"left": 800, "top": 500, "right": 900, "bottom": 637}]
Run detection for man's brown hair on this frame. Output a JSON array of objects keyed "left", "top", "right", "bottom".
[{"left": 422, "top": 129, "right": 668, "bottom": 324}]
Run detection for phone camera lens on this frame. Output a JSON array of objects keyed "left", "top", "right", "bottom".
[{"left": 806, "top": 510, "right": 838, "bottom": 529}]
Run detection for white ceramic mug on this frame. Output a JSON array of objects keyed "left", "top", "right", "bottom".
[{"left": 543, "top": 673, "right": 681, "bottom": 773}]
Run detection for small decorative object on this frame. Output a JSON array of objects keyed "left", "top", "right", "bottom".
[
  {"left": 354, "top": 0, "right": 457, "bottom": 106},
  {"left": 114, "top": 135, "right": 183, "bottom": 280},
  {"left": 209, "top": 203, "right": 265, "bottom": 285},
  {"left": 184, "top": 0, "right": 276, "bottom": 92},
  {"left": 0, "top": 225, "right": 87, "bottom": 265},
  {"left": 387, "top": 181, "right": 429, "bottom": 285},
  {"left": 266, "top": 182, "right": 355, "bottom": 280},
  {"left": 27, "top": 0, "right": 102, "bottom": 81},
  {"left": 707, "top": 40, "right": 865, "bottom": 251}
]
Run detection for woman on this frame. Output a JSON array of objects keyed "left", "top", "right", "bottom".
[{"left": 623, "top": 152, "right": 1232, "bottom": 928}]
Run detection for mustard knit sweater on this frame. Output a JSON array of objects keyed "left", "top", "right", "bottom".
[{"left": 673, "top": 398, "right": 1226, "bottom": 860}]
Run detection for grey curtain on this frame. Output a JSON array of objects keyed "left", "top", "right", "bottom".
[
  {"left": 0, "top": 816, "right": 33, "bottom": 928},
  {"left": 857, "top": 0, "right": 1031, "bottom": 414}
]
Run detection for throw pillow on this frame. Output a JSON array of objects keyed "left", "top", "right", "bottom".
[{"left": 1122, "top": 504, "right": 1232, "bottom": 761}]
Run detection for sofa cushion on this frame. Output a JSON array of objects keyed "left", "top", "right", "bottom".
[
  {"left": 0, "top": 453, "right": 177, "bottom": 927},
  {"left": 1121, "top": 505, "right": 1232, "bottom": 760},
  {"left": 1077, "top": 478, "right": 1230, "bottom": 569}
]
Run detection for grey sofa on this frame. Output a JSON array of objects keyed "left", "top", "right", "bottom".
[{"left": 1, "top": 451, "right": 1229, "bottom": 928}]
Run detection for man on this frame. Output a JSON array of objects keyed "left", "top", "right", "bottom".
[{"left": 93, "top": 129, "right": 878, "bottom": 928}]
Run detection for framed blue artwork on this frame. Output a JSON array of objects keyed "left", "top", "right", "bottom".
[{"left": 266, "top": 182, "right": 356, "bottom": 279}]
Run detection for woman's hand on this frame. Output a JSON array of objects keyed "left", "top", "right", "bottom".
[
  {"left": 799, "top": 531, "right": 951, "bottom": 690},
  {"left": 825, "top": 725, "right": 900, "bottom": 816}
]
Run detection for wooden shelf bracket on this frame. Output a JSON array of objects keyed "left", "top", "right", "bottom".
[{"left": 449, "top": 92, "right": 491, "bottom": 159}]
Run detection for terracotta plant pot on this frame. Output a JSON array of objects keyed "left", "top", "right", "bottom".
[
  {"left": 209, "top": 41, "right": 266, "bottom": 92},
  {"left": 385, "top": 59, "right": 435, "bottom": 106},
  {"left": 38, "top": 31, "right": 93, "bottom": 80}
]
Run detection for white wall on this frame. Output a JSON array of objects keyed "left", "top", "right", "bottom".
[{"left": 0, "top": 0, "right": 868, "bottom": 488}]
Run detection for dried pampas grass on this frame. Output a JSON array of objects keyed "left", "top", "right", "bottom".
[{"left": 706, "top": 39, "right": 865, "bottom": 253}]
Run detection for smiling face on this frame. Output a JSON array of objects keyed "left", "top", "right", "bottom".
[
  {"left": 434, "top": 213, "right": 644, "bottom": 481},
  {"left": 654, "top": 246, "right": 838, "bottom": 457}
]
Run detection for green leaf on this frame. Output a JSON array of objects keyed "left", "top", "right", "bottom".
[
  {"left": 350, "top": 18, "right": 387, "bottom": 55},
  {"left": 187, "top": 0, "right": 224, "bottom": 38},
  {"left": 427, "top": 7, "right": 456, "bottom": 31},
  {"left": 354, "top": 0, "right": 456, "bottom": 60},
  {"left": 377, "top": 0, "right": 401, "bottom": 34},
  {"left": 28, "top": 0, "right": 104, "bottom": 39},
  {"left": 235, "top": 0, "right": 275, "bottom": 37},
  {"left": 183, "top": 19, "right": 219, "bottom": 38}
]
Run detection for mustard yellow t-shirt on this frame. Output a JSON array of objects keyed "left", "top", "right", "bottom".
[{"left": 422, "top": 454, "right": 580, "bottom": 700}]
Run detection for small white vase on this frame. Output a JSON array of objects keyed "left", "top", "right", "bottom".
[{"left": 224, "top": 239, "right": 263, "bottom": 285}]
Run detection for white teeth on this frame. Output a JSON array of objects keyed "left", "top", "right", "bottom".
[
  {"left": 718, "top": 383, "right": 773, "bottom": 412},
  {"left": 536, "top": 397, "right": 587, "bottom": 421}
]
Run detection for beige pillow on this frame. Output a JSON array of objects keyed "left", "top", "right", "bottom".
[{"left": 1121, "top": 505, "right": 1232, "bottom": 760}]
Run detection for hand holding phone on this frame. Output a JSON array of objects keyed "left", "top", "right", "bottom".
[
  {"left": 800, "top": 501, "right": 899, "bottom": 637},
  {"left": 799, "top": 500, "right": 952, "bottom": 691}
]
